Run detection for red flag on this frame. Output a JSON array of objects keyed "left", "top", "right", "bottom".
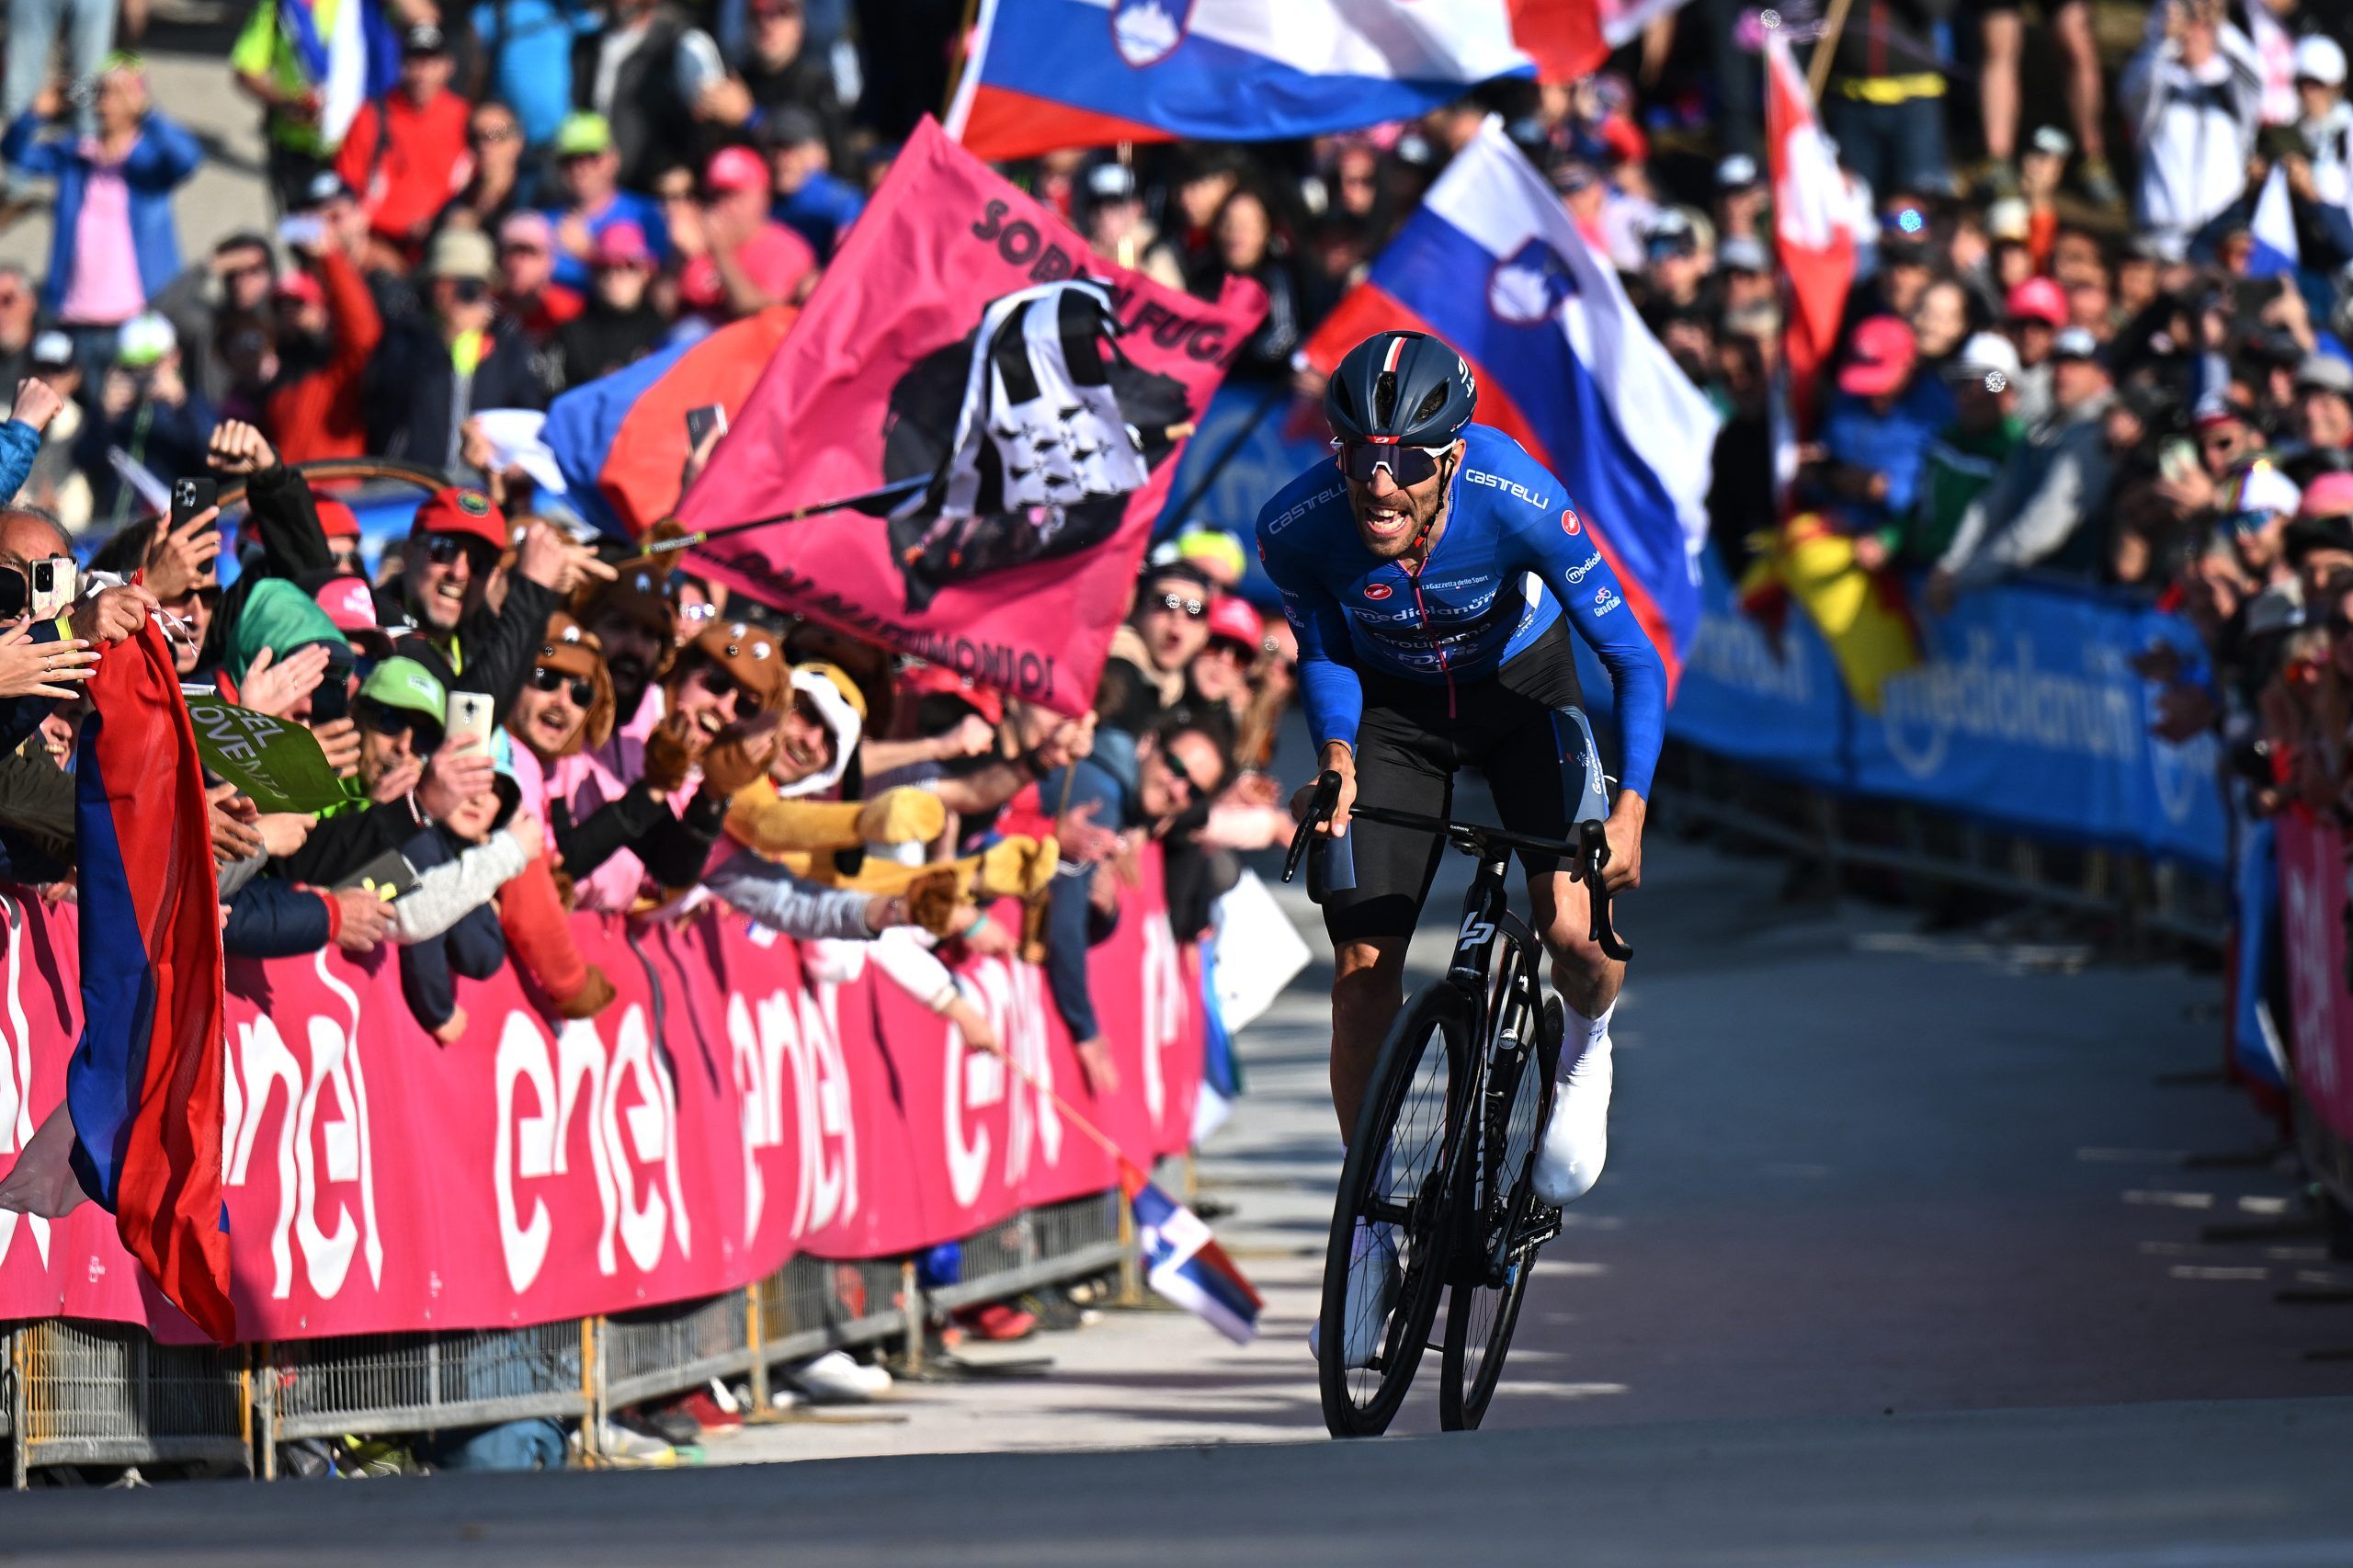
[
  {"left": 676, "top": 117, "right": 1264, "bottom": 718},
  {"left": 66, "top": 615, "right": 233, "bottom": 1341},
  {"left": 1764, "top": 30, "right": 1854, "bottom": 433},
  {"left": 1510, "top": 0, "right": 1609, "bottom": 84}
]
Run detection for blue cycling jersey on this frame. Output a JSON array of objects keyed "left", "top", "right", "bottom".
[{"left": 1255, "top": 424, "right": 1667, "bottom": 799}]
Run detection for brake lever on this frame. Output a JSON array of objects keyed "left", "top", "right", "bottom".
[
  {"left": 1282, "top": 769, "right": 1343, "bottom": 885},
  {"left": 1576, "top": 820, "right": 1634, "bottom": 962}
]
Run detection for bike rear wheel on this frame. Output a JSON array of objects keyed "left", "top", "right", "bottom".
[
  {"left": 1319, "top": 983, "right": 1476, "bottom": 1438},
  {"left": 1439, "top": 987, "right": 1563, "bottom": 1431}
]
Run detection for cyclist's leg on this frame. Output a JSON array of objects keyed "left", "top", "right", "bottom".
[
  {"left": 1319, "top": 697, "right": 1451, "bottom": 1141},
  {"left": 1481, "top": 636, "right": 1623, "bottom": 1202}
]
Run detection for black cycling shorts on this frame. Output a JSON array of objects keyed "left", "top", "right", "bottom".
[{"left": 1314, "top": 619, "right": 1584, "bottom": 945}]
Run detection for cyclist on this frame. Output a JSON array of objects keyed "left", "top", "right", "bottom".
[{"left": 1256, "top": 330, "right": 1665, "bottom": 1358}]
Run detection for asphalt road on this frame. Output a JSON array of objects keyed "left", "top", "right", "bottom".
[{"left": 13, "top": 804, "right": 2353, "bottom": 1562}]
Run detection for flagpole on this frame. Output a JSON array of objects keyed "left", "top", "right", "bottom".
[
  {"left": 626, "top": 420, "right": 1199, "bottom": 559},
  {"left": 1805, "top": 0, "right": 1855, "bottom": 101}
]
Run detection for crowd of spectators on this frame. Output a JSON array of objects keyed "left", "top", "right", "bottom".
[{"left": 0, "top": 0, "right": 2347, "bottom": 1471}]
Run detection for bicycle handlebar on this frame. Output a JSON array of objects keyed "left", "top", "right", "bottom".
[{"left": 1281, "top": 770, "right": 1633, "bottom": 961}]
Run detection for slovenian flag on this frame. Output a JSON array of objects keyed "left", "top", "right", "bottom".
[
  {"left": 1304, "top": 118, "right": 1719, "bottom": 686},
  {"left": 65, "top": 616, "right": 234, "bottom": 1342},
  {"left": 542, "top": 306, "right": 801, "bottom": 539},
  {"left": 1124, "top": 1164, "right": 1260, "bottom": 1344},
  {"left": 947, "top": 0, "right": 1607, "bottom": 162}
]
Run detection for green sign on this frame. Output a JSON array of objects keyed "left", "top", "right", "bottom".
[{"left": 184, "top": 697, "right": 347, "bottom": 814}]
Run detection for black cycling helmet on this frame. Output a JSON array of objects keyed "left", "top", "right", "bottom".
[{"left": 1324, "top": 330, "right": 1478, "bottom": 449}]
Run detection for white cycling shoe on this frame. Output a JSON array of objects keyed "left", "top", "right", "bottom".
[
  {"left": 1532, "top": 1031, "right": 1613, "bottom": 1206},
  {"left": 1310, "top": 1222, "right": 1398, "bottom": 1369}
]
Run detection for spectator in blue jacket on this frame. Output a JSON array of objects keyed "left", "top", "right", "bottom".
[
  {"left": 1, "top": 57, "right": 201, "bottom": 351},
  {"left": 1036, "top": 717, "right": 1228, "bottom": 1101},
  {"left": 1815, "top": 314, "right": 1958, "bottom": 569}
]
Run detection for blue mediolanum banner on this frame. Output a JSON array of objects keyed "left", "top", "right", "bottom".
[{"left": 1669, "top": 555, "right": 2225, "bottom": 870}]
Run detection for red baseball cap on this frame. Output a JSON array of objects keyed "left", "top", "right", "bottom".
[
  {"left": 410, "top": 485, "right": 507, "bottom": 552},
  {"left": 1837, "top": 316, "right": 1916, "bottom": 399},
  {"left": 705, "top": 145, "right": 769, "bottom": 195},
  {"left": 2005, "top": 276, "right": 2068, "bottom": 329},
  {"left": 312, "top": 491, "right": 360, "bottom": 540},
  {"left": 1205, "top": 595, "right": 1265, "bottom": 651}
]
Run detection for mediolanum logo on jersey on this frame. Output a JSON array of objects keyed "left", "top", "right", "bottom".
[
  {"left": 1564, "top": 552, "right": 1604, "bottom": 585},
  {"left": 1462, "top": 470, "right": 1551, "bottom": 511},
  {"left": 1362, "top": 583, "right": 1393, "bottom": 601}
]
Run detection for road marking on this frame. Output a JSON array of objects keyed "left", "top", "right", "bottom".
[
  {"left": 2124, "top": 1190, "right": 2215, "bottom": 1210},
  {"left": 2238, "top": 1195, "right": 2291, "bottom": 1215},
  {"left": 2076, "top": 1146, "right": 2189, "bottom": 1164},
  {"left": 2166, "top": 1265, "right": 2268, "bottom": 1281}
]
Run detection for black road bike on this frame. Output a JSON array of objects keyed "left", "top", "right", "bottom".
[{"left": 1282, "top": 707, "right": 1632, "bottom": 1437}]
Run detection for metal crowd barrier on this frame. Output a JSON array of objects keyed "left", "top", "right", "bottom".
[
  {"left": 1659, "top": 744, "right": 2230, "bottom": 952},
  {"left": 4, "top": 1188, "right": 1123, "bottom": 1484}
]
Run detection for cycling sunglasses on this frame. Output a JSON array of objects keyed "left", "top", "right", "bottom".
[
  {"left": 529, "top": 665, "right": 596, "bottom": 707},
  {"left": 1333, "top": 439, "right": 1448, "bottom": 487}
]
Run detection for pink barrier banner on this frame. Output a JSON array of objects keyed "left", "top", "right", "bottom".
[
  {"left": 0, "top": 849, "right": 1200, "bottom": 1343},
  {"left": 2276, "top": 811, "right": 2353, "bottom": 1143}
]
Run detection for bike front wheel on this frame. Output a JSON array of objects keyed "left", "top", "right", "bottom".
[{"left": 1319, "top": 983, "right": 1476, "bottom": 1438}]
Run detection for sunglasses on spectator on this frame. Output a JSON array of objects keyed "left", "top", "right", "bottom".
[
  {"left": 688, "top": 660, "right": 749, "bottom": 707},
  {"left": 1152, "top": 592, "right": 1206, "bottom": 619},
  {"left": 1333, "top": 439, "right": 1446, "bottom": 486},
  {"left": 422, "top": 534, "right": 494, "bottom": 569},
  {"left": 530, "top": 665, "right": 596, "bottom": 707},
  {"left": 450, "top": 277, "right": 490, "bottom": 304},
  {"left": 357, "top": 698, "right": 443, "bottom": 752},
  {"left": 469, "top": 122, "right": 518, "bottom": 146}
]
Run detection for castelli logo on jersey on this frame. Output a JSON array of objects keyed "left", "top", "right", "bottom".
[
  {"left": 1562, "top": 509, "right": 1582, "bottom": 536},
  {"left": 1363, "top": 583, "right": 1393, "bottom": 602}
]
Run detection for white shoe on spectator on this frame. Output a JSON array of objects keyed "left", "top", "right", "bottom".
[
  {"left": 1533, "top": 1008, "right": 1615, "bottom": 1206},
  {"left": 787, "top": 1350, "right": 891, "bottom": 1403},
  {"left": 768, "top": 1384, "right": 805, "bottom": 1411},
  {"left": 1308, "top": 1221, "right": 1397, "bottom": 1369},
  {"left": 593, "top": 1418, "right": 676, "bottom": 1466}
]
